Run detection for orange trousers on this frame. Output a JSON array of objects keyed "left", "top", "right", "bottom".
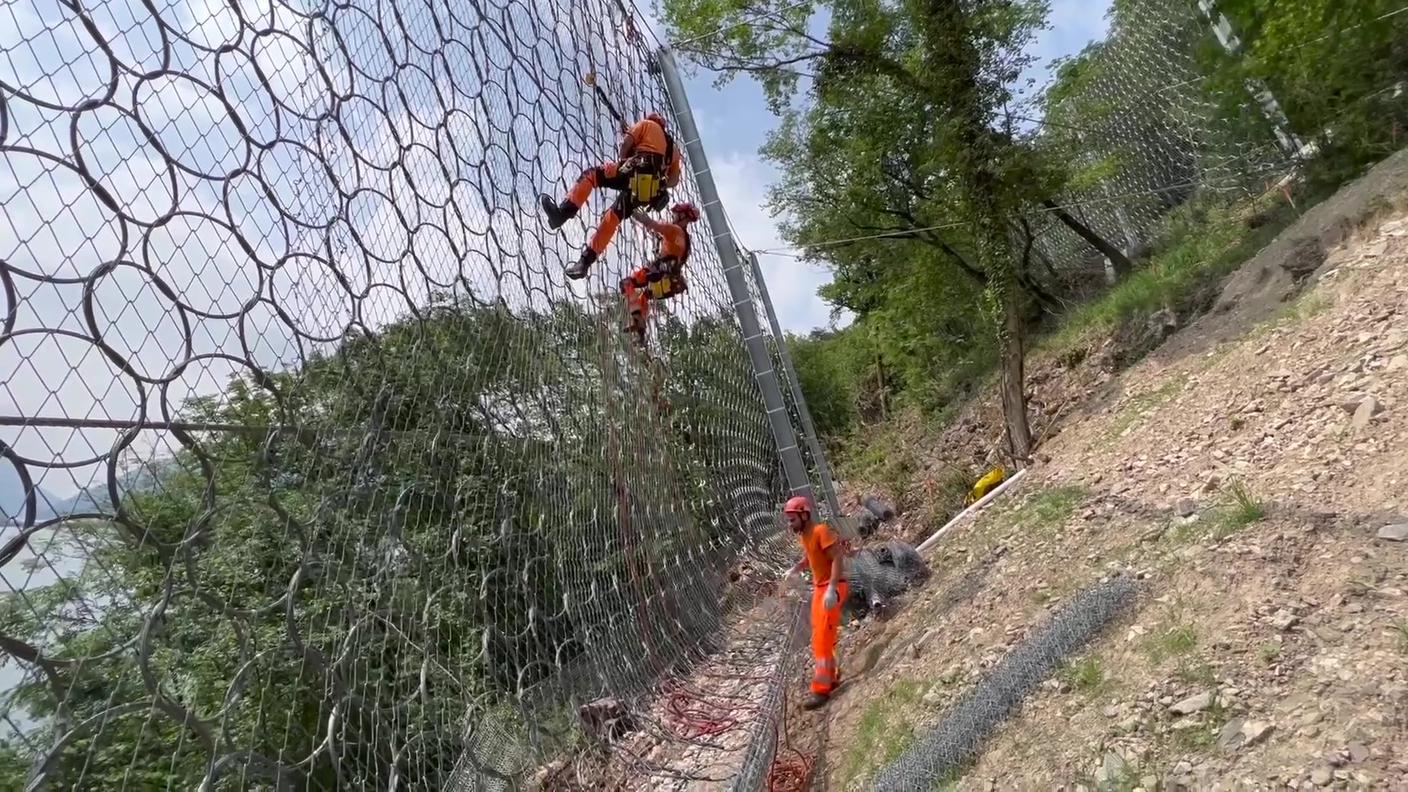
[
  {"left": 567, "top": 161, "right": 632, "bottom": 256},
  {"left": 564, "top": 154, "right": 665, "bottom": 257},
  {"left": 810, "top": 580, "right": 848, "bottom": 695}
]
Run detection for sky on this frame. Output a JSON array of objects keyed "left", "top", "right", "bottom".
[
  {"left": 0, "top": 0, "right": 1113, "bottom": 508},
  {"left": 672, "top": 0, "right": 1114, "bottom": 333}
]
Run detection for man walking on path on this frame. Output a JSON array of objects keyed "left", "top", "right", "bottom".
[{"left": 781, "top": 495, "right": 848, "bottom": 710}]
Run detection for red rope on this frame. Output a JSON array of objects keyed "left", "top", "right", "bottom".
[
  {"left": 767, "top": 753, "right": 814, "bottom": 792},
  {"left": 765, "top": 682, "right": 816, "bottom": 792},
  {"left": 664, "top": 689, "right": 740, "bottom": 738}
]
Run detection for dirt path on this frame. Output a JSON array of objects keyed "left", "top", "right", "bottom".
[{"left": 810, "top": 189, "right": 1408, "bottom": 788}]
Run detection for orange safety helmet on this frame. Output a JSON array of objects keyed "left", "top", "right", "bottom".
[
  {"left": 783, "top": 495, "right": 812, "bottom": 517},
  {"left": 645, "top": 112, "right": 667, "bottom": 128},
  {"left": 670, "top": 202, "right": 700, "bottom": 222}
]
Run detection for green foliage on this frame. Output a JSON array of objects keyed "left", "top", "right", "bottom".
[
  {"left": 1258, "top": 641, "right": 1283, "bottom": 664},
  {"left": 1059, "top": 655, "right": 1106, "bottom": 694},
  {"left": 840, "top": 678, "right": 927, "bottom": 789},
  {"left": 0, "top": 298, "right": 768, "bottom": 789},
  {"left": 1044, "top": 191, "right": 1306, "bottom": 353},
  {"left": 1205, "top": 0, "right": 1408, "bottom": 189},
  {"left": 679, "top": 0, "right": 1404, "bottom": 474},
  {"left": 1146, "top": 624, "right": 1198, "bottom": 665},
  {"left": 786, "top": 328, "right": 868, "bottom": 437},
  {"left": 1216, "top": 479, "right": 1267, "bottom": 537},
  {"left": 665, "top": 0, "right": 1065, "bottom": 455},
  {"left": 836, "top": 421, "right": 920, "bottom": 495}
]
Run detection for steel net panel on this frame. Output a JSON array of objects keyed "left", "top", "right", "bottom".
[
  {"left": 0, "top": 0, "right": 816, "bottom": 789},
  {"left": 1028, "top": 0, "right": 1294, "bottom": 283}
]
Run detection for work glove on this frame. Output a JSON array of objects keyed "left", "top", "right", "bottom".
[
  {"left": 822, "top": 583, "right": 839, "bottom": 611},
  {"left": 782, "top": 568, "right": 801, "bottom": 590}
]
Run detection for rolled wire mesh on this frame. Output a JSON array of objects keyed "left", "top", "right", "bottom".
[
  {"left": 874, "top": 577, "right": 1141, "bottom": 791},
  {"left": 0, "top": 0, "right": 816, "bottom": 788}
]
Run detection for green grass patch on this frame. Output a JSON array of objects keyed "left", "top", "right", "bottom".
[
  {"left": 1255, "top": 290, "right": 1335, "bottom": 338},
  {"left": 1215, "top": 479, "right": 1267, "bottom": 538},
  {"left": 1171, "top": 695, "right": 1226, "bottom": 752},
  {"left": 1072, "top": 753, "right": 1152, "bottom": 792},
  {"left": 999, "top": 485, "right": 1088, "bottom": 534},
  {"left": 1041, "top": 194, "right": 1299, "bottom": 355},
  {"left": 839, "top": 422, "right": 920, "bottom": 497},
  {"left": 1105, "top": 377, "right": 1188, "bottom": 442},
  {"left": 1167, "top": 480, "right": 1268, "bottom": 544},
  {"left": 839, "top": 679, "right": 927, "bottom": 789},
  {"left": 1059, "top": 656, "right": 1107, "bottom": 695},
  {"left": 1145, "top": 623, "right": 1198, "bottom": 665},
  {"left": 1258, "top": 641, "right": 1283, "bottom": 665}
]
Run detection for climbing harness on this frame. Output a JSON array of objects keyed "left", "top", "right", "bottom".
[{"left": 584, "top": 72, "right": 676, "bottom": 209}]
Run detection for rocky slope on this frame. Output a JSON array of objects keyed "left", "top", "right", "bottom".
[{"left": 809, "top": 166, "right": 1408, "bottom": 790}]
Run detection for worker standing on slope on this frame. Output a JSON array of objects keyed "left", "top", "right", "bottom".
[
  {"left": 539, "top": 112, "right": 684, "bottom": 280},
  {"left": 781, "top": 495, "right": 848, "bottom": 710},
  {"left": 619, "top": 202, "right": 699, "bottom": 346}
]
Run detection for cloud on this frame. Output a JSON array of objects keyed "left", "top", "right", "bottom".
[{"left": 707, "top": 151, "right": 833, "bottom": 334}]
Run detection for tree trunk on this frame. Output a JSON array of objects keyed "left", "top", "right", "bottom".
[
  {"left": 1043, "top": 199, "right": 1134, "bottom": 279},
  {"left": 875, "top": 354, "right": 889, "bottom": 421},
  {"left": 999, "top": 274, "right": 1032, "bottom": 461},
  {"left": 1013, "top": 220, "right": 1061, "bottom": 314}
]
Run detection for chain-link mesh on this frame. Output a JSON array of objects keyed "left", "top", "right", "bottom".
[
  {"left": 0, "top": 0, "right": 818, "bottom": 788},
  {"left": 874, "top": 577, "right": 1140, "bottom": 791},
  {"left": 1027, "top": 0, "right": 1295, "bottom": 288}
]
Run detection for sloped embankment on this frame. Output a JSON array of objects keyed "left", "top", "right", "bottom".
[{"left": 813, "top": 153, "right": 1408, "bottom": 790}]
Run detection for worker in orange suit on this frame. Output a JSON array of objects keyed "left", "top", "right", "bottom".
[
  {"left": 539, "top": 112, "right": 684, "bottom": 280},
  {"left": 619, "top": 201, "right": 699, "bottom": 346},
  {"left": 781, "top": 495, "right": 848, "bottom": 710}
]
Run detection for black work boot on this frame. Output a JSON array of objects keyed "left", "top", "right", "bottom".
[
  {"left": 566, "top": 248, "right": 597, "bottom": 280},
  {"left": 802, "top": 691, "right": 830, "bottom": 710},
  {"left": 539, "top": 194, "right": 578, "bottom": 230}
]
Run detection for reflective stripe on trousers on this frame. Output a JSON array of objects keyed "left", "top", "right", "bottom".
[{"left": 810, "top": 580, "right": 848, "bottom": 695}]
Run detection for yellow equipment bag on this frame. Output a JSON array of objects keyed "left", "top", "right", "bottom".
[
  {"left": 647, "top": 276, "right": 673, "bottom": 300},
  {"left": 965, "top": 467, "right": 1007, "bottom": 506},
  {"left": 629, "top": 171, "right": 663, "bottom": 204}
]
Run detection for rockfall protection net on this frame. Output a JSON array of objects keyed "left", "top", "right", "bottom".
[
  {"left": 1023, "top": 0, "right": 1297, "bottom": 289},
  {"left": 0, "top": 0, "right": 821, "bottom": 789},
  {"left": 873, "top": 577, "right": 1141, "bottom": 791}
]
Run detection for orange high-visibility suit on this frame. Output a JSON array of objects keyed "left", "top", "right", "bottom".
[
  {"left": 800, "top": 521, "right": 848, "bottom": 695},
  {"left": 619, "top": 219, "right": 690, "bottom": 344},
  {"left": 562, "top": 118, "right": 683, "bottom": 268}
]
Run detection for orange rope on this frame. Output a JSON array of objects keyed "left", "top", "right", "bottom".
[{"left": 765, "top": 683, "right": 816, "bottom": 792}]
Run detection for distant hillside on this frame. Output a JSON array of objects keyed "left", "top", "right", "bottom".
[
  {"left": 0, "top": 468, "right": 58, "bottom": 526},
  {"left": 2, "top": 462, "right": 172, "bottom": 526}
]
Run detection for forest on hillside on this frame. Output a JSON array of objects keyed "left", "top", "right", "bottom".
[
  {"left": 662, "top": 0, "right": 1408, "bottom": 462},
  {"left": 0, "top": 0, "right": 1405, "bottom": 789}
]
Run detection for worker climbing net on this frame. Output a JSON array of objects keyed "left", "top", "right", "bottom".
[{"left": 0, "top": 0, "right": 824, "bottom": 789}]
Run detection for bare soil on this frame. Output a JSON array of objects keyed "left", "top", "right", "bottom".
[{"left": 806, "top": 155, "right": 1408, "bottom": 791}]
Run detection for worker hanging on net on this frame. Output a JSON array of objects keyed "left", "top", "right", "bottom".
[
  {"left": 619, "top": 201, "right": 699, "bottom": 347},
  {"left": 780, "top": 496, "right": 848, "bottom": 710},
  {"left": 539, "top": 104, "right": 683, "bottom": 279}
]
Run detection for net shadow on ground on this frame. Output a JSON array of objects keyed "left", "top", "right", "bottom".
[{"left": 873, "top": 576, "right": 1140, "bottom": 791}]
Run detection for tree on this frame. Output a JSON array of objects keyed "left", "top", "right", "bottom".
[
  {"left": 0, "top": 297, "right": 768, "bottom": 789},
  {"left": 662, "top": 0, "right": 1049, "bottom": 458}
]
